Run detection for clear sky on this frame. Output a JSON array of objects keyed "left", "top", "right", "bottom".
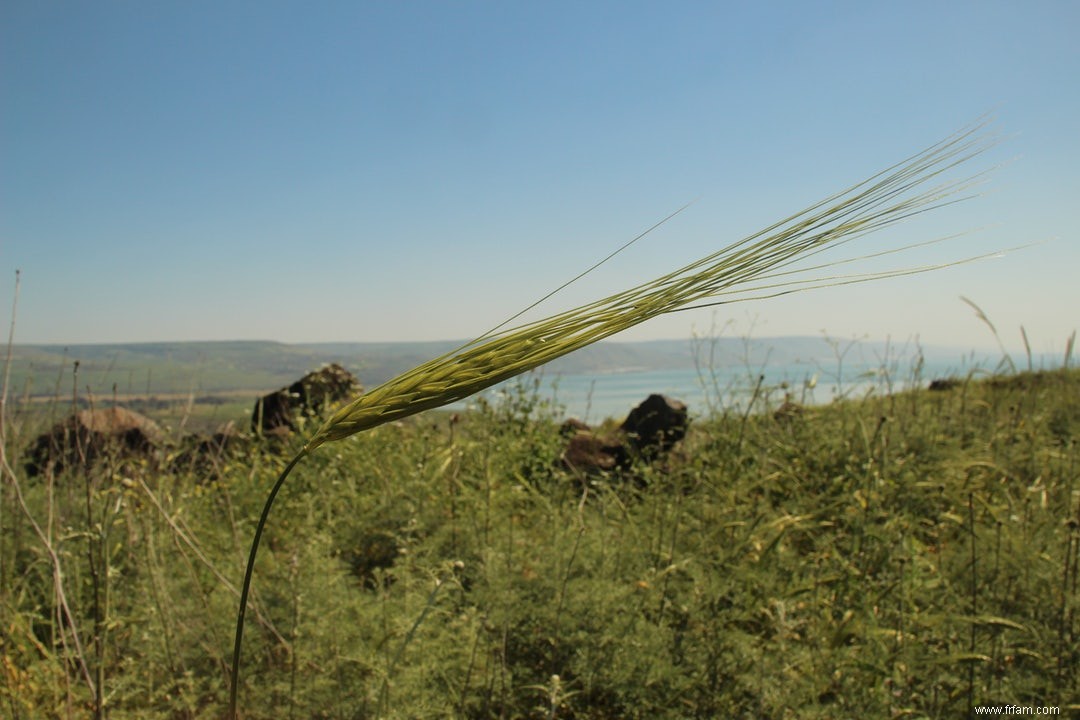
[{"left": 2, "top": 1, "right": 1077, "bottom": 356}]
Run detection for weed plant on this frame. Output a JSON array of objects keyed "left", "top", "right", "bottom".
[{"left": 1, "top": 360, "right": 1077, "bottom": 718}]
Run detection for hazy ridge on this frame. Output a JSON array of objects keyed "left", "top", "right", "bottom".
[{"left": 7, "top": 336, "right": 986, "bottom": 400}]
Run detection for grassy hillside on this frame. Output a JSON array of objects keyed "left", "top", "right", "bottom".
[{"left": 1, "top": 366, "right": 1077, "bottom": 718}]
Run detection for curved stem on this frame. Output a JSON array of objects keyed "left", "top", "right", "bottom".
[{"left": 228, "top": 448, "right": 308, "bottom": 720}]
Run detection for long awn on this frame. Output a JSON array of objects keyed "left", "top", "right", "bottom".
[{"left": 228, "top": 120, "right": 1003, "bottom": 718}]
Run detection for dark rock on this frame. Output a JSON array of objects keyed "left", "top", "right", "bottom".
[
  {"left": 252, "top": 363, "right": 361, "bottom": 435},
  {"left": 560, "top": 395, "right": 688, "bottom": 477},
  {"left": 620, "top": 394, "right": 688, "bottom": 456},
  {"left": 928, "top": 378, "right": 961, "bottom": 392},
  {"left": 25, "top": 406, "right": 163, "bottom": 477}
]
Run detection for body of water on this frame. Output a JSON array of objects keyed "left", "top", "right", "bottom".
[{"left": 458, "top": 352, "right": 1046, "bottom": 423}]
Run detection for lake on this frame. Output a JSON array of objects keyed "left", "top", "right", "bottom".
[{"left": 457, "top": 351, "right": 1040, "bottom": 422}]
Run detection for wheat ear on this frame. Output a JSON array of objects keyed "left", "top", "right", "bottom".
[{"left": 229, "top": 119, "right": 999, "bottom": 718}]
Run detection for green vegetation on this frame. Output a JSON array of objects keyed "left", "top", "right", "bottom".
[{"left": 2, "top": 364, "right": 1077, "bottom": 718}]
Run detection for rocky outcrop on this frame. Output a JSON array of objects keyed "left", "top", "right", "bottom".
[
  {"left": 252, "top": 363, "right": 361, "bottom": 435},
  {"left": 25, "top": 406, "right": 163, "bottom": 477},
  {"left": 620, "top": 394, "right": 688, "bottom": 456},
  {"left": 560, "top": 394, "right": 688, "bottom": 476}
]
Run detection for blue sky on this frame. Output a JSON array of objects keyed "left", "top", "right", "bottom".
[{"left": 2, "top": 1, "right": 1077, "bottom": 356}]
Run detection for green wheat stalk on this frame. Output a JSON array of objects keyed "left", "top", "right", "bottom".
[{"left": 228, "top": 120, "right": 1001, "bottom": 718}]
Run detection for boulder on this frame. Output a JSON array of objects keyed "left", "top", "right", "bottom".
[
  {"left": 252, "top": 363, "right": 361, "bottom": 435},
  {"left": 560, "top": 394, "right": 688, "bottom": 476},
  {"left": 620, "top": 394, "right": 688, "bottom": 456},
  {"left": 25, "top": 406, "right": 163, "bottom": 477}
]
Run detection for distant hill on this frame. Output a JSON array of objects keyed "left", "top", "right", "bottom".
[{"left": 6, "top": 336, "right": 976, "bottom": 401}]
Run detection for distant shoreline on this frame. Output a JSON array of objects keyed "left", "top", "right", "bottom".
[{"left": 7, "top": 337, "right": 1059, "bottom": 430}]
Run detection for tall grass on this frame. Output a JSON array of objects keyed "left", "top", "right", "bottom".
[{"left": 2, "top": 341, "right": 1077, "bottom": 716}]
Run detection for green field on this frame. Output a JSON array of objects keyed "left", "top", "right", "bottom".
[{"left": 1, "top": 366, "right": 1077, "bottom": 718}]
